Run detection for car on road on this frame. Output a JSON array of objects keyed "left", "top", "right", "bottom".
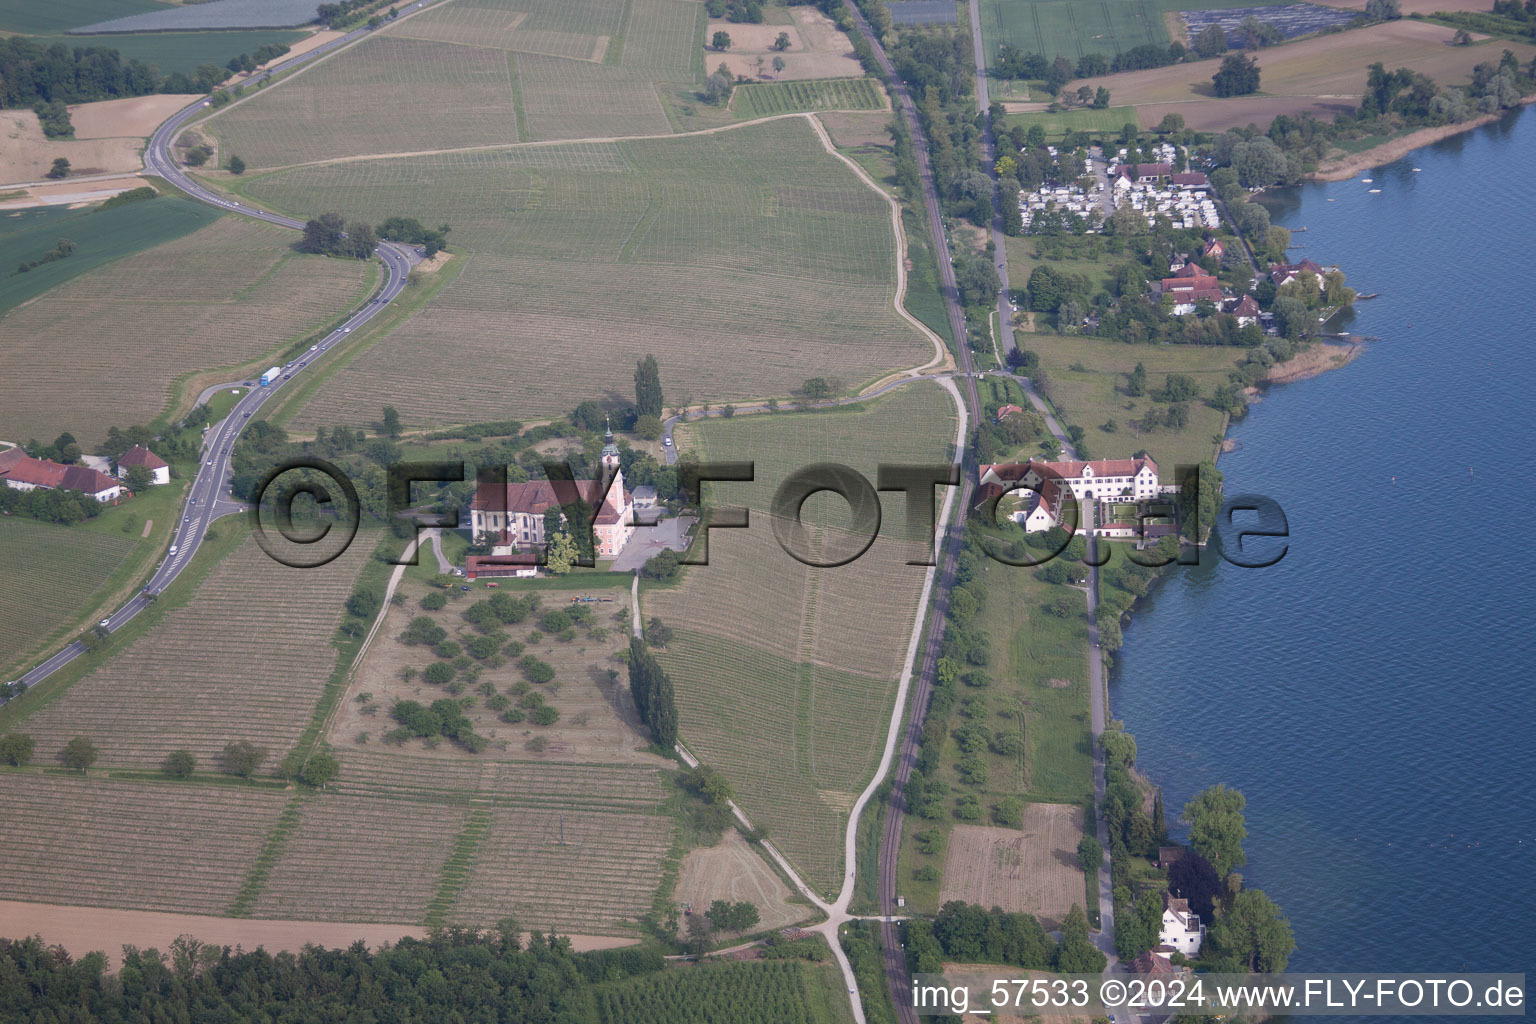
[
  {"left": 282, "top": 373, "right": 291, "bottom": 379},
  {"left": 169, "top": 545, "right": 178, "bottom": 555},
  {"left": 99, "top": 619, "right": 110, "bottom": 629},
  {"left": 243, "top": 411, "right": 251, "bottom": 418},
  {"left": 243, "top": 381, "right": 255, "bottom": 387},
  {"left": 342, "top": 327, "right": 351, "bottom": 333},
  {"left": 663, "top": 437, "right": 673, "bottom": 447}
]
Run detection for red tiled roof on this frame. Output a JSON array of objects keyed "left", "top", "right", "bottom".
[
  {"left": 1132, "top": 950, "right": 1176, "bottom": 976},
  {"left": 0, "top": 454, "right": 119, "bottom": 495},
  {"left": 996, "top": 403, "right": 1025, "bottom": 422},
  {"left": 1172, "top": 263, "right": 1206, "bottom": 279},
  {"left": 471, "top": 476, "right": 628, "bottom": 523},
  {"left": 117, "top": 444, "right": 168, "bottom": 470},
  {"left": 1229, "top": 294, "right": 1261, "bottom": 317},
  {"left": 0, "top": 447, "right": 26, "bottom": 472}
]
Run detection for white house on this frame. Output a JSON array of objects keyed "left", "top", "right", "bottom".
[
  {"left": 978, "top": 456, "right": 1168, "bottom": 534},
  {"left": 1160, "top": 892, "right": 1205, "bottom": 956},
  {"left": 116, "top": 444, "right": 170, "bottom": 486}
]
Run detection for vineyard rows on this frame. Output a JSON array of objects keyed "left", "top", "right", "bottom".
[
  {"left": 333, "top": 750, "right": 669, "bottom": 812},
  {"left": 735, "top": 77, "right": 884, "bottom": 118},
  {"left": 0, "top": 520, "right": 136, "bottom": 677},
  {"left": 237, "top": 118, "right": 928, "bottom": 430},
  {"left": 513, "top": 53, "right": 672, "bottom": 141},
  {"left": 22, "top": 537, "right": 373, "bottom": 771},
  {"left": 0, "top": 218, "right": 369, "bottom": 445},
  {"left": 0, "top": 775, "right": 286, "bottom": 915},
  {"left": 618, "top": 0, "right": 701, "bottom": 75},
  {"left": 446, "top": 805, "right": 673, "bottom": 933},
  {"left": 594, "top": 959, "right": 836, "bottom": 1024},
  {"left": 213, "top": 35, "right": 520, "bottom": 168},
  {"left": 252, "top": 794, "right": 470, "bottom": 922}
]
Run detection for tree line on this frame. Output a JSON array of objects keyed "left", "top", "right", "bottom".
[
  {"left": 626, "top": 637, "right": 678, "bottom": 749},
  {"left": 300, "top": 212, "right": 453, "bottom": 259},
  {"left": 0, "top": 927, "right": 690, "bottom": 1021}
]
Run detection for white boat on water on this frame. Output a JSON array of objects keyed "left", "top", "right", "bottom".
[{"left": 1368, "top": 188, "right": 1382, "bottom": 194}]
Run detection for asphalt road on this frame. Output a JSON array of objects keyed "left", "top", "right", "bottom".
[{"left": 6, "top": 7, "right": 439, "bottom": 696}]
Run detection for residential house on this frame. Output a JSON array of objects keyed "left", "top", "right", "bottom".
[
  {"left": 115, "top": 445, "right": 170, "bottom": 486},
  {"left": 1202, "top": 237, "right": 1225, "bottom": 261},
  {"left": 1270, "top": 258, "right": 1326, "bottom": 290},
  {"left": 1159, "top": 267, "right": 1224, "bottom": 315},
  {"left": 996, "top": 404, "right": 1025, "bottom": 423},
  {"left": 1227, "top": 294, "right": 1261, "bottom": 326},
  {"left": 1171, "top": 171, "right": 1210, "bottom": 189},
  {"left": 1159, "top": 892, "right": 1205, "bottom": 956}
]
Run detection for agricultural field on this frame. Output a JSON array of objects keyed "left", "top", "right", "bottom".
[
  {"left": 939, "top": 812, "right": 1086, "bottom": 928},
  {"left": 71, "top": 0, "right": 321, "bottom": 32},
  {"left": 0, "top": 774, "right": 288, "bottom": 915},
  {"left": 28, "top": 29, "right": 311, "bottom": 78},
  {"left": 17, "top": 532, "right": 375, "bottom": 773},
  {"left": 1021, "top": 331, "right": 1240, "bottom": 471},
  {"left": 592, "top": 959, "right": 855, "bottom": 1024},
  {"left": 673, "top": 830, "right": 809, "bottom": 934},
  {"left": 332, "top": 576, "right": 664, "bottom": 766},
  {"left": 0, "top": 198, "right": 218, "bottom": 317},
  {"left": 252, "top": 794, "right": 469, "bottom": 923},
  {"left": 0, "top": 0, "right": 168, "bottom": 34},
  {"left": 649, "top": 383, "right": 959, "bottom": 888},
  {"left": 708, "top": 6, "right": 863, "bottom": 82},
  {"left": 210, "top": 34, "right": 521, "bottom": 168},
  {"left": 236, "top": 116, "right": 933, "bottom": 430},
  {"left": 1001, "top": 104, "right": 1141, "bottom": 137},
  {"left": 1068, "top": 20, "right": 1536, "bottom": 132},
  {"left": 979, "top": 0, "right": 1169, "bottom": 63},
  {"left": 818, "top": 109, "right": 897, "bottom": 150},
  {"left": 317, "top": 752, "right": 675, "bottom": 934},
  {"left": 210, "top": 0, "right": 699, "bottom": 161},
  {"left": 732, "top": 77, "right": 885, "bottom": 118},
  {"left": 0, "top": 518, "right": 139, "bottom": 680},
  {"left": 0, "top": 215, "right": 373, "bottom": 445}
]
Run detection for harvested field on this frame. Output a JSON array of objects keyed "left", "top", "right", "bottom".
[
  {"left": 332, "top": 577, "right": 665, "bottom": 766},
  {"left": 239, "top": 117, "right": 931, "bottom": 430},
  {"left": 818, "top": 109, "right": 897, "bottom": 149},
  {"left": 710, "top": 7, "right": 863, "bottom": 81},
  {"left": 0, "top": 108, "right": 144, "bottom": 184},
  {"left": 0, "top": 518, "right": 137, "bottom": 677},
  {"left": 0, "top": 775, "right": 287, "bottom": 915},
  {"left": 0, "top": 900, "right": 429, "bottom": 969},
  {"left": 253, "top": 795, "right": 469, "bottom": 923},
  {"left": 673, "top": 827, "right": 810, "bottom": 933},
  {"left": 649, "top": 383, "right": 959, "bottom": 887},
  {"left": 979, "top": 0, "right": 1168, "bottom": 66},
  {"left": 0, "top": 0, "right": 167, "bottom": 34},
  {"left": 211, "top": 35, "right": 520, "bottom": 168},
  {"left": 939, "top": 810, "right": 1086, "bottom": 929},
  {"left": 20, "top": 533, "right": 374, "bottom": 772},
  {"left": 68, "top": 94, "right": 201, "bottom": 141},
  {"left": 1069, "top": 23, "right": 1536, "bottom": 132},
  {"left": 0, "top": 215, "right": 371, "bottom": 445}
]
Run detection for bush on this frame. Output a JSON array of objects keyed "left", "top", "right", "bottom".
[
  {"left": 421, "top": 591, "right": 447, "bottom": 610},
  {"left": 529, "top": 704, "right": 560, "bottom": 726},
  {"left": 162, "top": 749, "right": 196, "bottom": 778},
  {"left": 519, "top": 655, "right": 555, "bottom": 684},
  {"left": 423, "top": 661, "right": 454, "bottom": 685}
]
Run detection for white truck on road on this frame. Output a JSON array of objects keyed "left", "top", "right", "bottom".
[{"left": 259, "top": 366, "right": 281, "bottom": 387}]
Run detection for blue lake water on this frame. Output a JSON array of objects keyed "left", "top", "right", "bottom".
[{"left": 1110, "top": 109, "right": 1535, "bottom": 977}]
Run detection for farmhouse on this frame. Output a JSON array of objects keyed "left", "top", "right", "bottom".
[
  {"left": 996, "top": 403, "right": 1025, "bottom": 423},
  {"left": 0, "top": 447, "right": 123, "bottom": 502},
  {"left": 467, "top": 425, "right": 635, "bottom": 559},
  {"left": 1202, "top": 238, "right": 1225, "bottom": 260},
  {"left": 1159, "top": 891, "right": 1205, "bottom": 956},
  {"left": 115, "top": 445, "right": 170, "bottom": 485}
]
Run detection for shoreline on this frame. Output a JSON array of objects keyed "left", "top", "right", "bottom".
[
  {"left": 1309, "top": 99, "right": 1534, "bottom": 181},
  {"left": 1264, "top": 336, "right": 1364, "bottom": 384}
]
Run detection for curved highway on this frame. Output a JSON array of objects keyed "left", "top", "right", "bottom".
[{"left": 7, "top": 6, "right": 439, "bottom": 696}]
